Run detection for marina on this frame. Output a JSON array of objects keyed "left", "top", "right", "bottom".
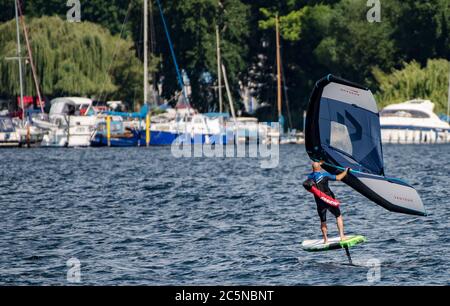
[{"left": 0, "top": 0, "right": 300, "bottom": 149}]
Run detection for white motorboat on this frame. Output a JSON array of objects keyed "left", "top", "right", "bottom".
[
  {"left": 34, "top": 97, "right": 97, "bottom": 147},
  {"left": 380, "top": 99, "right": 450, "bottom": 144},
  {"left": 0, "top": 116, "right": 20, "bottom": 147}
]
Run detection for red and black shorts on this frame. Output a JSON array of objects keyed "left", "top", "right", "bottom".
[{"left": 315, "top": 198, "right": 341, "bottom": 222}]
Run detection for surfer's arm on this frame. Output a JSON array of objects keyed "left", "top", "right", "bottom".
[{"left": 335, "top": 168, "right": 350, "bottom": 181}]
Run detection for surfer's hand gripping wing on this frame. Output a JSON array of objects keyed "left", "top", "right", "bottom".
[{"left": 336, "top": 168, "right": 350, "bottom": 181}]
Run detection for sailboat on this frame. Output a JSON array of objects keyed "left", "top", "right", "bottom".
[
  {"left": 91, "top": 0, "right": 236, "bottom": 147},
  {"left": 305, "top": 74, "right": 426, "bottom": 216},
  {"left": 90, "top": 0, "right": 183, "bottom": 147},
  {"left": 143, "top": 0, "right": 229, "bottom": 146},
  {"left": 10, "top": 0, "right": 45, "bottom": 147}
]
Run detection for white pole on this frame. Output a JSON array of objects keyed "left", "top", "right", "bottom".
[
  {"left": 14, "top": 0, "right": 25, "bottom": 125},
  {"left": 276, "top": 15, "right": 282, "bottom": 125},
  {"left": 216, "top": 25, "right": 223, "bottom": 114},
  {"left": 221, "top": 63, "right": 236, "bottom": 121},
  {"left": 144, "top": 0, "right": 149, "bottom": 106},
  {"left": 303, "top": 111, "right": 306, "bottom": 133},
  {"left": 17, "top": 2, "right": 44, "bottom": 113},
  {"left": 144, "top": 0, "right": 150, "bottom": 147}
]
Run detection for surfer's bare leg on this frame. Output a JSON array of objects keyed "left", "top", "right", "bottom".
[
  {"left": 320, "top": 222, "right": 328, "bottom": 243},
  {"left": 336, "top": 216, "right": 347, "bottom": 240}
]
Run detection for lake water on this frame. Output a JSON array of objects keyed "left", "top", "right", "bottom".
[{"left": 0, "top": 145, "right": 448, "bottom": 285}]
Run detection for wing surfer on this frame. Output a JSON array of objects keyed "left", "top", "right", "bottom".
[{"left": 307, "top": 161, "right": 349, "bottom": 244}]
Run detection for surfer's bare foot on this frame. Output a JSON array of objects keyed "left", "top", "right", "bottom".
[
  {"left": 323, "top": 238, "right": 328, "bottom": 244},
  {"left": 340, "top": 236, "right": 348, "bottom": 241}
]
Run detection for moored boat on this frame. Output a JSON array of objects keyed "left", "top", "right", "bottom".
[
  {"left": 34, "top": 97, "right": 97, "bottom": 147},
  {"left": 380, "top": 99, "right": 450, "bottom": 144},
  {"left": 0, "top": 116, "right": 20, "bottom": 147}
]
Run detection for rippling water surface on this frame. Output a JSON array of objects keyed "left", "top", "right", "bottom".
[{"left": 0, "top": 145, "right": 449, "bottom": 285}]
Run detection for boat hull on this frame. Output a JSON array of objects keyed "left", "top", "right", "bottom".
[
  {"left": 91, "top": 130, "right": 232, "bottom": 147},
  {"left": 91, "top": 131, "right": 140, "bottom": 147},
  {"left": 0, "top": 141, "right": 20, "bottom": 147},
  {"left": 91, "top": 130, "right": 181, "bottom": 147},
  {"left": 381, "top": 126, "right": 450, "bottom": 144}
]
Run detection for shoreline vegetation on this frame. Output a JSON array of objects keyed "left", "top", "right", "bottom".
[{"left": 0, "top": 0, "right": 449, "bottom": 128}]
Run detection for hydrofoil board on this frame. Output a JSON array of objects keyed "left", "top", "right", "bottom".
[{"left": 302, "top": 235, "right": 366, "bottom": 252}]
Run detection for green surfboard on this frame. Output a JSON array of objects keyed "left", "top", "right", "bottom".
[{"left": 301, "top": 235, "right": 366, "bottom": 252}]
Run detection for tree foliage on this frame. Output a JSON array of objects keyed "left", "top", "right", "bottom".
[
  {"left": 0, "top": 16, "right": 146, "bottom": 106},
  {"left": 0, "top": 0, "right": 449, "bottom": 122},
  {"left": 253, "top": 0, "right": 450, "bottom": 126},
  {"left": 152, "top": 0, "right": 250, "bottom": 112},
  {"left": 393, "top": 0, "right": 450, "bottom": 65},
  {"left": 373, "top": 59, "right": 450, "bottom": 114}
]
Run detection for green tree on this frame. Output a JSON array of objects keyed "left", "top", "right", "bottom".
[
  {"left": 1, "top": 0, "right": 449, "bottom": 118},
  {"left": 19, "top": 0, "right": 134, "bottom": 36},
  {"left": 313, "top": 0, "right": 397, "bottom": 86},
  {"left": 393, "top": 0, "right": 450, "bottom": 65},
  {"left": 0, "top": 0, "right": 15, "bottom": 23},
  {"left": 0, "top": 16, "right": 148, "bottom": 107},
  {"left": 373, "top": 59, "right": 450, "bottom": 114},
  {"left": 154, "top": 0, "right": 250, "bottom": 112},
  {"left": 253, "top": 2, "right": 336, "bottom": 126}
]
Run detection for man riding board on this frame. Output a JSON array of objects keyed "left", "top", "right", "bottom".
[{"left": 307, "top": 161, "right": 349, "bottom": 244}]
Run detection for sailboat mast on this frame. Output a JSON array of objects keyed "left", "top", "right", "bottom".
[
  {"left": 156, "top": 0, "right": 190, "bottom": 107},
  {"left": 17, "top": 1, "right": 44, "bottom": 113},
  {"left": 144, "top": 0, "right": 152, "bottom": 147},
  {"left": 280, "top": 53, "right": 293, "bottom": 129},
  {"left": 221, "top": 64, "right": 236, "bottom": 121},
  {"left": 14, "top": 0, "right": 25, "bottom": 124},
  {"left": 149, "top": 0, "right": 158, "bottom": 105},
  {"left": 143, "top": 0, "right": 149, "bottom": 105},
  {"left": 216, "top": 25, "right": 223, "bottom": 113},
  {"left": 275, "top": 15, "right": 282, "bottom": 125}
]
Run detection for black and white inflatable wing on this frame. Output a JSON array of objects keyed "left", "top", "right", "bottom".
[{"left": 305, "top": 75, "right": 426, "bottom": 216}]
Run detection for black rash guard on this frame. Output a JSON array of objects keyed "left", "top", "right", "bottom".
[{"left": 307, "top": 171, "right": 341, "bottom": 222}]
